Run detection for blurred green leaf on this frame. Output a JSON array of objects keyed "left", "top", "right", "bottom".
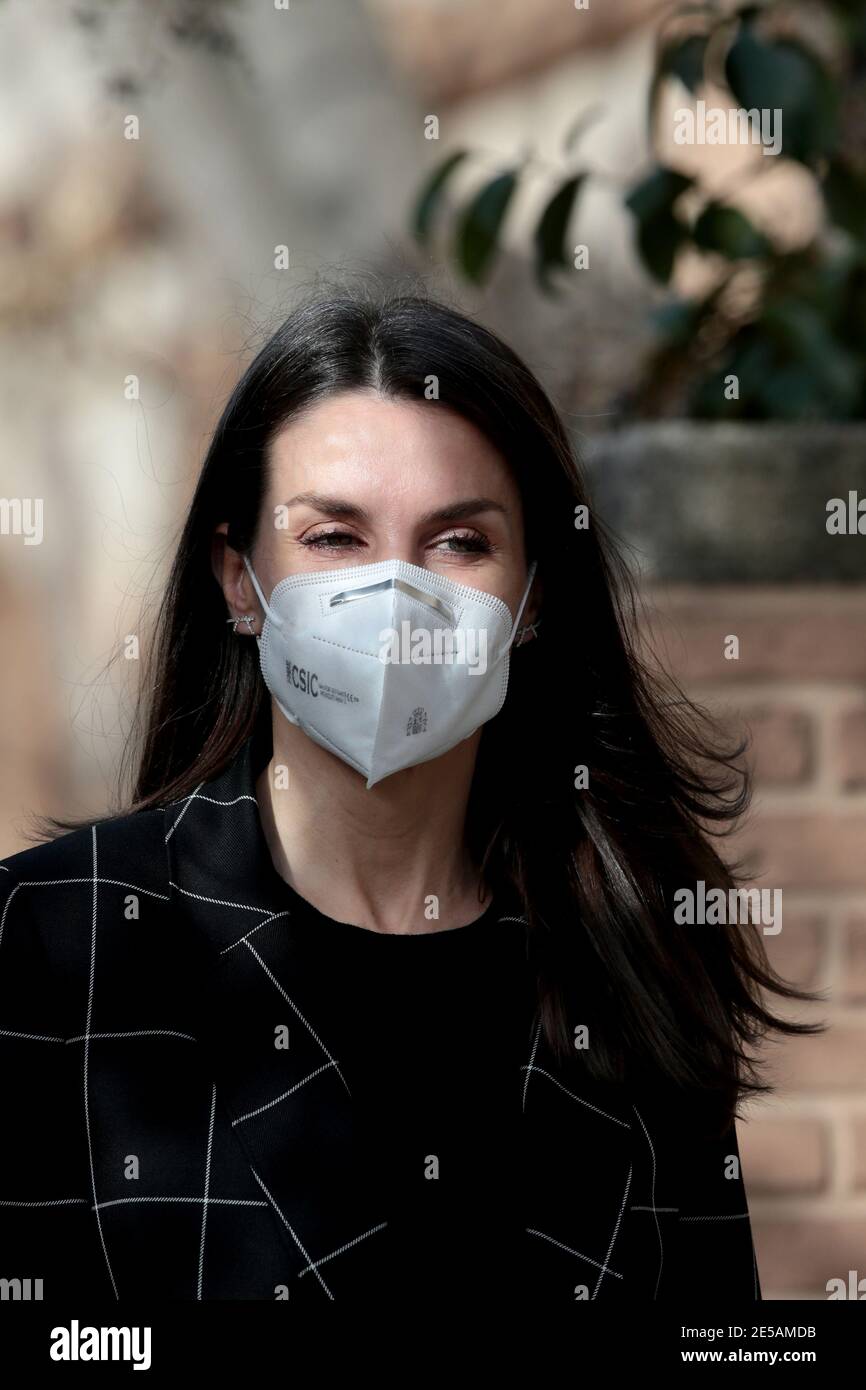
[
  {"left": 410, "top": 149, "right": 468, "bottom": 245},
  {"left": 625, "top": 168, "right": 693, "bottom": 283},
  {"left": 823, "top": 158, "right": 866, "bottom": 241},
  {"left": 649, "top": 33, "right": 709, "bottom": 125},
  {"left": 650, "top": 297, "right": 702, "bottom": 344},
  {"left": 454, "top": 171, "right": 518, "bottom": 284},
  {"left": 637, "top": 212, "right": 688, "bottom": 283},
  {"left": 725, "top": 27, "right": 838, "bottom": 164},
  {"left": 756, "top": 363, "right": 841, "bottom": 418},
  {"left": 831, "top": 4, "right": 866, "bottom": 59},
  {"left": 763, "top": 297, "right": 864, "bottom": 411},
  {"left": 838, "top": 256, "right": 866, "bottom": 352},
  {"left": 692, "top": 202, "right": 771, "bottom": 258},
  {"left": 724, "top": 334, "right": 777, "bottom": 400},
  {"left": 533, "top": 175, "right": 585, "bottom": 294},
  {"left": 405, "top": 0, "right": 866, "bottom": 420},
  {"left": 664, "top": 33, "right": 709, "bottom": 91},
  {"left": 625, "top": 167, "right": 693, "bottom": 222}
]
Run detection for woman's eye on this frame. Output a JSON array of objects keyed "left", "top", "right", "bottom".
[
  {"left": 436, "top": 532, "right": 492, "bottom": 554},
  {"left": 300, "top": 531, "right": 359, "bottom": 549},
  {"left": 299, "top": 530, "right": 491, "bottom": 555}
]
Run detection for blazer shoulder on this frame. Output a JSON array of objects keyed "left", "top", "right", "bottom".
[
  {"left": 1, "top": 806, "right": 170, "bottom": 904},
  {"left": 0, "top": 807, "right": 172, "bottom": 1021}
]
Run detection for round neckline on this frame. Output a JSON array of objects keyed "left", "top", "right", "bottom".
[
  {"left": 279, "top": 876, "right": 513, "bottom": 940},
  {"left": 245, "top": 726, "right": 524, "bottom": 941}
]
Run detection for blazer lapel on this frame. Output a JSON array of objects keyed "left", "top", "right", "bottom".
[
  {"left": 166, "top": 722, "right": 390, "bottom": 1300},
  {"left": 191, "top": 910, "right": 388, "bottom": 1300},
  {"left": 167, "top": 720, "right": 639, "bottom": 1302}
]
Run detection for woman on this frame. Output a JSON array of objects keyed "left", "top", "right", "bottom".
[{"left": 0, "top": 289, "right": 823, "bottom": 1306}]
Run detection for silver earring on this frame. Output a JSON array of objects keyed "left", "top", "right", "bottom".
[
  {"left": 227, "top": 614, "right": 257, "bottom": 635},
  {"left": 515, "top": 618, "right": 542, "bottom": 645}
]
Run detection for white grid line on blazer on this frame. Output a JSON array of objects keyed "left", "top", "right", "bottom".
[
  {"left": 632, "top": 1103, "right": 663, "bottom": 1298},
  {"left": 0, "top": 1029, "right": 198, "bottom": 1044},
  {"left": 249, "top": 1164, "right": 335, "bottom": 1300},
  {"left": 164, "top": 782, "right": 207, "bottom": 843},
  {"left": 595, "top": 1163, "right": 632, "bottom": 1298},
  {"left": 241, "top": 937, "right": 352, "bottom": 1095},
  {"left": 0, "top": 877, "right": 172, "bottom": 950},
  {"left": 0, "top": 756, "right": 763, "bottom": 1301},
  {"left": 219, "top": 911, "right": 292, "bottom": 956},
  {"left": 526, "top": 1228, "right": 623, "bottom": 1282},
  {"left": 231, "top": 1060, "right": 341, "bottom": 1127},
  {"left": 198, "top": 1084, "right": 218, "bottom": 1301},
  {"left": 296, "top": 1220, "right": 389, "bottom": 1283},
  {"left": 86, "top": 825, "right": 119, "bottom": 1299}
]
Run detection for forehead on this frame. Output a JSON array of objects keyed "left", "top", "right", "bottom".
[{"left": 264, "top": 390, "right": 519, "bottom": 502}]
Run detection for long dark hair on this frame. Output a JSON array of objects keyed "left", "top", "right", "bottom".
[{"left": 33, "top": 282, "right": 826, "bottom": 1130}]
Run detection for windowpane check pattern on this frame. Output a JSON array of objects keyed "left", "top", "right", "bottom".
[{"left": 0, "top": 724, "right": 762, "bottom": 1304}]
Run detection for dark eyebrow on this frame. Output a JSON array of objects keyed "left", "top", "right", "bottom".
[{"left": 282, "top": 492, "right": 509, "bottom": 526}]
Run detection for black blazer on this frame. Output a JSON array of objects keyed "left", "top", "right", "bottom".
[{"left": 0, "top": 726, "right": 762, "bottom": 1304}]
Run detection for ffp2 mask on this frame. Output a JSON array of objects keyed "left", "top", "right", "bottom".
[{"left": 242, "top": 553, "right": 537, "bottom": 788}]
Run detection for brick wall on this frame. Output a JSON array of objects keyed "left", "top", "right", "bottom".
[{"left": 645, "top": 585, "right": 866, "bottom": 1300}]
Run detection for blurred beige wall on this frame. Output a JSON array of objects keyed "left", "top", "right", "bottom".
[
  {"left": 0, "top": 0, "right": 665, "bottom": 840},
  {"left": 1, "top": 0, "right": 861, "bottom": 1302}
]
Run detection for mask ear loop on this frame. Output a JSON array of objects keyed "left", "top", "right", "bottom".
[
  {"left": 502, "top": 559, "right": 538, "bottom": 654},
  {"left": 243, "top": 553, "right": 283, "bottom": 633}
]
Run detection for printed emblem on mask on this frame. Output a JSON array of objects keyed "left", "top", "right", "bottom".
[{"left": 406, "top": 707, "right": 428, "bottom": 736}]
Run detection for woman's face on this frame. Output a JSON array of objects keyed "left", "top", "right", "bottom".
[{"left": 219, "top": 388, "right": 540, "bottom": 631}]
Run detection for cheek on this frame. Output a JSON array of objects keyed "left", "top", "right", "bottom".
[{"left": 465, "top": 568, "right": 523, "bottom": 621}]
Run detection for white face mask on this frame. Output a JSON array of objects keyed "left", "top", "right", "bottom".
[{"left": 242, "top": 553, "right": 538, "bottom": 788}]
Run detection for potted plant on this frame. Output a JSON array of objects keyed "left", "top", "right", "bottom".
[{"left": 410, "top": 0, "right": 866, "bottom": 578}]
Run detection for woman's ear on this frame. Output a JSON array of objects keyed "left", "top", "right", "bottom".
[
  {"left": 212, "top": 522, "right": 261, "bottom": 635},
  {"left": 516, "top": 570, "right": 542, "bottom": 646},
  {"left": 529, "top": 569, "right": 542, "bottom": 622},
  {"left": 211, "top": 522, "right": 229, "bottom": 588}
]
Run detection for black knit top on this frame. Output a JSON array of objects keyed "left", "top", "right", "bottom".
[{"left": 278, "top": 877, "right": 538, "bottom": 1306}]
